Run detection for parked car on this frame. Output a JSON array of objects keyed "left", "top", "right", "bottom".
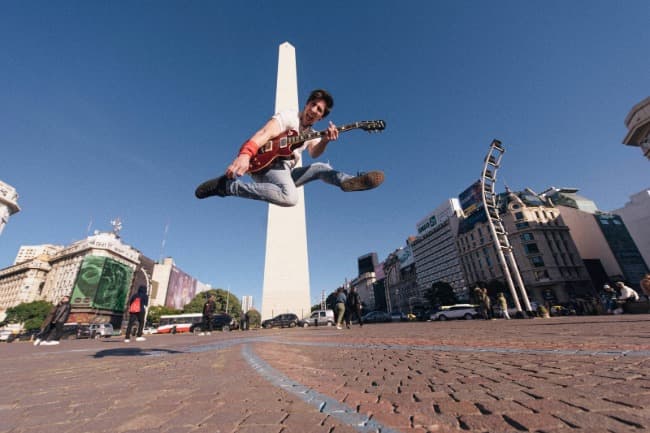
[
  {"left": 189, "top": 313, "right": 237, "bottom": 333},
  {"left": 361, "top": 311, "right": 392, "bottom": 324},
  {"left": 76, "top": 323, "right": 114, "bottom": 339},
  {"left": 299, "top": 310, "right": 335, "bottom": 327},
  {"left": 262, "top": 313, "right": 299, "bottom": 329},
  {"left": 17, "top": 329, "right": 40, "bottom": 342},
  {"left": 390, "top": 312, "right": 407, "bottom": 322},
  {"left": 430, "top": 304, "right": 480, "bottom": 321},
  {"left": 0, "top": 329, "right": 18, "bottom": 343}
]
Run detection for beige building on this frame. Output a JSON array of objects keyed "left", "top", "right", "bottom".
[
  {"left": 457, "top": 189, "right": 593, "bottom": 306},
  {"left": 0, "top": 257, "right": 51, "bottom": 319},
  {"left": 14, "top": 244, "right": 63, "bottom": 265},
  {"left": 623, "top": 96, "right": 650, "bottom": 159},
  {"left": 0, "top": 231, "right": 141, "bottom": 324}
]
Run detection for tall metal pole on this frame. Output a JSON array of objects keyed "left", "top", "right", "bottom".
[
  {"left": 480, "top": 140, "right": 532, "bottom": 312},
  {"left": 141, "top": 268, "right": 152, "bottom": 326}
]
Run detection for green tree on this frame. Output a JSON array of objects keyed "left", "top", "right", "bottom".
[
  {"left": 5, "top": 300, "right": 53, "bottom": 330},
  {"left": 184, "top": 289, "right": 242, "bottom": 317},
  {"left": 424, "top": 281, "right": 457, "bottom": 308},
  {"left": 246, "top": 308, "right": 261, "bottom": 329}
]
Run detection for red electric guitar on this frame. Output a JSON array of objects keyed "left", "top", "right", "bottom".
[{"left": 248, "top": 120, "right": 386, "bottom": 173}]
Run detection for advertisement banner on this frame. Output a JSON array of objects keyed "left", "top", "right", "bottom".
[
  {"left": 93, "top": 258, "right": 133, "bottom": 311},
  {"left": 459, "top": 180, "right": 483, "bottom": 217},
  {"left": 71, "top": 255, "right": 105, "bottom": 307},
  {"left": 165, "top": 266, "right": 198, "bottom": 309},
  {"left": 71, "top": 255, "right": 133, "bottom": 312}
]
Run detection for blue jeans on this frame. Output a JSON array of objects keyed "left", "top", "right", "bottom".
[{"left": 228, "top": 160, "right": 353, "bottom": 207}]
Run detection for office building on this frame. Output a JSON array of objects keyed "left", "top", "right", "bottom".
[
  {"left": 612, "top": 189, "right": 650, "bottom": 269},
  {"left": 410, "top": 199, "right": 468, "bottom": 302},
  {"left": 544, "top": 187, "right": 648, "bottom": 289}
]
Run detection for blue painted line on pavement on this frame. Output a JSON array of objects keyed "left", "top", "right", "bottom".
[{"left": 241, "top": 344, "right": 403, "bottom": 433}]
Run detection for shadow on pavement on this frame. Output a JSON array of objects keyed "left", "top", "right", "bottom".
[{"left": 92, "top": 347, "right": 183, "bottom": 358}]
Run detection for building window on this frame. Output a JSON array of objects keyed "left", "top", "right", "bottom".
[
  {"left": 530, "top": 256, "right": 545, "bottom": 267},
  {"left": 524, "top": 243, "right": 540, "bottom": 254},
  {"left": 514, "top": 211, "right": 524, "bottom": 221},
  {"left": 534, "top": 270, "right": 550, "bottom": 281},
  {"left": 521, "top": 233, "right": 535, "bottom": 242}
]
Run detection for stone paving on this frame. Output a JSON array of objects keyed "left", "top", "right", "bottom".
[{"left": 1, "top": 315, "right": 649, "bottom": 433}]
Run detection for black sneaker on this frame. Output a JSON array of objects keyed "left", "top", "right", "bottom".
[
  {"left": 195, "top": 175, "right": 229, "bottom": 199},
  {"left": 340, "top": 171, "right": 384, "bottom": 192}
]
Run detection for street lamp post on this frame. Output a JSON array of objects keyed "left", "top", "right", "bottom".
[{"left": 140, "top": 268, "right": 152, "bottom": 327}]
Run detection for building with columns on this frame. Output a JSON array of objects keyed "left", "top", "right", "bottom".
[{"left": 457, "top": 188, "right": 593, "bottom": 306}]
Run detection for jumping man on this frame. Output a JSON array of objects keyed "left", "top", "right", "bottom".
[{"left": 195, "top": 89, "right": 384, "bottom": 206}]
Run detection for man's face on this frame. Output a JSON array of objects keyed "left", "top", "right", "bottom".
[{"left": 301, "top": 99, "right": 327, "bottom": 127}]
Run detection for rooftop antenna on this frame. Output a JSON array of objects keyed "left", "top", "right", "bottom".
[
  {"left": 86, "top": 217, "right": 93, "bottom": 237},
  {"left": 159, "top": 220, "right": 169, "bottom": 263},
  {"left": 110, "top": 217, "right": 123, "bottom": 238}
]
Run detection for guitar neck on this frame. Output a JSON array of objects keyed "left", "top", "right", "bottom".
[{"left": 288, "top": 123, "right": 360, "bottom": 145}]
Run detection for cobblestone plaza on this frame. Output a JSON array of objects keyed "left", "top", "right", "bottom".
[{"left": 2, "top": 315, "right": 649, "bottom": 433}]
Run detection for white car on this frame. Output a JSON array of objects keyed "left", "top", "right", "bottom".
[
  {"left": 299, "top": 310, "right": 335, "bottom": 327},
  {"left": 430, "top": 304, "right": 480, "bottom": 321}
]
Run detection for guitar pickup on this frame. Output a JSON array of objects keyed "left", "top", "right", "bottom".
[{"left": 259, "top": 141, "right": 275, "bottom": 154}]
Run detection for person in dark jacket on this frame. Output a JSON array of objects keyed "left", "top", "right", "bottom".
[
  {"left": 345, "top": 286, "right": 363, "bottom": 328},
  {"left": 34, "top": 295, "right": 71, "bottom": 346},
  {"left": 124, "top": 285, "right": 149, "bottom": 343},
  {"left": 200, "top": 294, "right": 216, "bottom": 335}
]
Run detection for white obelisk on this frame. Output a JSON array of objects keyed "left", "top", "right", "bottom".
[{"left": 261, "top": 42, "right": 311, "bottom": 320}]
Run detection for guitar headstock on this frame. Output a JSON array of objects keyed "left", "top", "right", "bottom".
[{"left": 358, "top": 120, "right": 386, "bottom": 133}]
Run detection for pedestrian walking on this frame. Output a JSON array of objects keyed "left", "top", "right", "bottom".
[
  {"left": 200, "top": 294, "right": 216, "bottom": 335},
  {"left": 124, "top": 285, "right": 149, "bottom": 343},
  {"left": 335, "top": 287, "right": 346, "bottom": 330},
  {"left": 496, "top": 292, "right": 510, "bottom": 320},
  {"left": 345, "top": 286, "right": 363, "bottom": 328},
  {"left": 240, "top": 310, "right": 248, "bottom": 331},
  {"left": 34, "top": 295, "right": 71, "bottom": 346}
]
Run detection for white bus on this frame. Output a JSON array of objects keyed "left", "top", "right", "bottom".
[{"left": 157, "top": 313, "right": 203, "bottom": 334}]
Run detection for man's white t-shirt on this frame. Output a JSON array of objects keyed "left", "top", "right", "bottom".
[{"left": 272, "top": 110, "right": 320, "bottom": 166}]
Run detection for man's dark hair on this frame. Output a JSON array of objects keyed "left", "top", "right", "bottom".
[{"left": 307, "top": 89, "right": 334, "bottom": 118}]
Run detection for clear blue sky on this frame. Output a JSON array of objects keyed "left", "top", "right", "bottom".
[{"left": 1, "top": 1, "right": 648, "bottom": 309}]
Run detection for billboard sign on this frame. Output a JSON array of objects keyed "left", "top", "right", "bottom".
[
  {"left": 165, "top": 266, "right": 198, "bottom": 309},
  {"left": 71, "top": 255, "right": 133, "bottom": 312},
  {"left": 458, "top": 180, "right": 483, "bottom": 217}
]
